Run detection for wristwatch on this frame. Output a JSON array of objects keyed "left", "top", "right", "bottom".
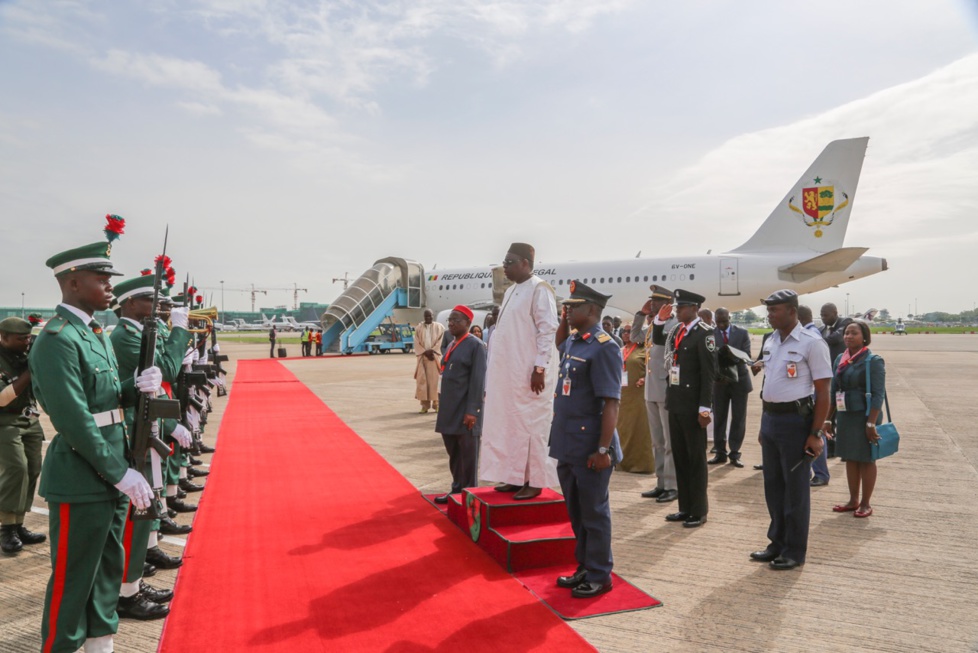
[
  {"left": 598, "top": 446, "right": 612, "bottom": 455},
  {"left": 811, "top": 429, "right": 825, "bottom": 438},
  {"left": 533, "top": 366, "right": 545, "bottom": 374}
]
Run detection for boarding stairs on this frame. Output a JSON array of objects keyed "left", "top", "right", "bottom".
[{"left": 320, "top": 257, "right": 424, "bottom": 354}]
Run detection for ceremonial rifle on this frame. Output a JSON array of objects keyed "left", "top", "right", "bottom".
[{"left": 130, "top": 228, "right": 182, "bottom": 521}]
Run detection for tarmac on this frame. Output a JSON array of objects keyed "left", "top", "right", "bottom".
[{"left": 2, "top": 334, "right": 977, "bottom": 652}]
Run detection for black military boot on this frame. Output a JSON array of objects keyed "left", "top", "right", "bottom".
[
  {"left": 179, "top": 478, "right": 204, "bottom": 493},
  {"left": 139, "top": 581, "right": 174, "bottom": 603},
  {"left": 159, "top": 515, "right": 192, "bottom": 535},
  {"left": 166, "top": 496, "right": 197, "bottom": 513},
  {"left": 198, "top": 443, "right": 216, "bottom": 454},
  {"left": 188, "top": 456, "right": 203, "bottom": 466},
  {"left": 145, "top": 545, "right": 182, "bottom": 569},
  {"left": 17, "top": 525, "right": 46, "bottom": 545},
  {"left": 117, "top": 592, "right": 169, "bottom": 620},
  {"left": 1, "top": 525, "right": 23, "bottom": 555},
  {"left": 186, "top": 466, "right": 209, "bottom": 478}
]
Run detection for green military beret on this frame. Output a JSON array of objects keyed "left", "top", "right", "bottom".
[
  {"left": 45, "top": 241, "right": 123, "bottom": 277},
  {"left": 0, "top": 317, "right": 33, "bottom": 335},
  {"left": 114, "top": 275, "right": 156, "bottom": 303}
]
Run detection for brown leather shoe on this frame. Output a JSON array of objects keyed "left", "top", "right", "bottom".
[{"left": 513, "top": 485, "right": 542, "bottom": 501}]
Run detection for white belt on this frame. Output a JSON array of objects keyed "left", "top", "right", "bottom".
[{"left": 93, "top": 408, "right": 125, "bottom": 428}]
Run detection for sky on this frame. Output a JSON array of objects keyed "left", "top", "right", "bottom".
[{"left": 1, "top": 0, "right": 977, "bottom": 316}]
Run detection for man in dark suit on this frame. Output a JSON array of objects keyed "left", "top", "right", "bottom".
[
  {"left": 709, "top": 308, "right": 753, "bottom": 468},
  {"left": 662, "top": 289, "right": 718, "bottom": 528},
  {"left": 433, "top": 305, "right": 487, "bottom": 504}
]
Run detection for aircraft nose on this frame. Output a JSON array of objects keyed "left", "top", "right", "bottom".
[{"left": 882, "top": 258, "right": 889, "bottom": 271}]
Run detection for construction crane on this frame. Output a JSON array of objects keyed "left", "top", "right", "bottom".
[
  {"left": 291, "top": 283, "right": 307, "bottom": 310},
  {"left": 332, "top": 272, "right": 352, "bottom": 290}
]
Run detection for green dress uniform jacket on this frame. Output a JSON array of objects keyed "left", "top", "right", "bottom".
[{"left": 32, "top": 307, "right": 137, "bottom": 501}]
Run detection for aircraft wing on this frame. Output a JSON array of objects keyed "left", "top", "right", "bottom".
[{"left": 779, "top": 247, "right": 869, "bottom": 278}]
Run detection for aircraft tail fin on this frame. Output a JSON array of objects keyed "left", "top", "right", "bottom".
[{"left": 731, "top": 137, "right": 869, "bottom": 253}]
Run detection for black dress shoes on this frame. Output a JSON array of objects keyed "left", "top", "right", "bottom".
[
  {"left": 770, "top": 557, "right": 802, "bottom": 570},
  {"left": 750, "top": 549, "right": 779, "bottom": 562},
  {"left": 159, "top": 516, "right": 192, "bottom": 536},
  {"left": 683, "top": 515, "right": 707, "bottom": 528},
  {"left": 729, "top": 459, "right": 745, "bottom": 468},
  {"left": 810, "top": 477, "right": 829, "bottom": 487},
  {"left": 753, "top": 464, "right": 764, "bottom": 470},
  {"left": 17, "top": 525, "right": 46, "bottom": 545},
  {"left": 1, "top": 525, "right": 23, "bottom": 555},
  {"left": 641, "top": 487, "right": 665, "bottom": 499},
  {"left": 707, "top": 455, "right": 728, "bottom": 465},
  {"left": 166, "top": 507, "right": 178, "bottom": 519},
  {"left": 166, "top": 497, "right": 197, "bottom": 513},
  {"left": 179, "top": 478, "right": 204, "bottom": 493},
  {"left": 188, "top": 456, "right": 204, "bottom": 466},
  {"left": 433, "top": 494, "right": 450, "bottom": 505},
  {"left": 143, "top": 562, "right": 157, "bottom": 577},
  {"left": 665, "top": 512, "right": 690, "bottom": 522},
  {"left": 145, "top": 545, "right": 183, "bottom": 569},
  {"left": 494, "top": 483, "right": 521, "bottom": 492},
  {"left": 198, "top": 444, "right": 216, "bottom": 454},
  {"left": 117, "top": 592, "right": 170, "bottom": 620},
  {"left": 139, "top": 581, "right": 174, "bottom": 604},
  {"left": 656, "top": 489, "right": 678, "bottom": 503},
  {"left": 556, "top": 568, "right": 588, "bottom": 588},
  {"left": 187, "top": 467, "right": 209, "bottom": 478},
  {"left": 571, "top": 580, "right": 613, "bottom": 599}
]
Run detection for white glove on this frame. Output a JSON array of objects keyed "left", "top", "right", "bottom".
[
  {"left": 171, "top": 424, "right": 193, "bottom": 448},
  {"left": 114, "top": 469, "right": 154, "bottom": 509},
  {"left": 212, "top": 343, "right": 220, "bottom": 354},
  {"left": 186, "top": 407, "right": 200, "bottom": 430},
  {"left": 192, "top": 348, "right": 200, "bottom": 363},
  {"left": 199, "top": 349, "right": 208, "bottom": 364},
  {"left": 182, "top": 349, "right": 194, "bottom": 367},
  {"left": 170, "top": 307, "right": 190, "bottom": 330},
  {"left": 135, "top": 366, "right": 163, "bottom": 395}
]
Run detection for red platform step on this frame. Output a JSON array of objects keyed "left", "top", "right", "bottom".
[{"left": 446, "top": 486, "right": 576, "bottom": 572}]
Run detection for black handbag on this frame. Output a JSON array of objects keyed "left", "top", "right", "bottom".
[{"left": 865, "top": 355, "right": 898, "bottom": 459}]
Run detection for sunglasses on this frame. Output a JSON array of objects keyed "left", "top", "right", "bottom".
[{"left": 502, "top": 258, "right": 522, "bottom": 266}]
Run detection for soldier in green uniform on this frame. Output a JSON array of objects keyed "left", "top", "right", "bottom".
[
  {"left": 109, "top": 274, "right": 194, "bottom": 620},
  {"left": 31, "top": 233, "right": 165, "bottom": 653},
  {"left": 0, "top": 316, "right": 46, "bottom": 555}
]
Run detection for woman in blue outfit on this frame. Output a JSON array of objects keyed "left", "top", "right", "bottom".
[{"left": 823, "top": 320, "right": 885, "bottom": 518}]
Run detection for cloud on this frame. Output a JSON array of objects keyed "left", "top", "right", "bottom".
[
  {"left": 176, "top": 101, "right": 223, "bottom": 116},
  {"left": 92, "top": 49, "right": 225, "bottom": 93}
]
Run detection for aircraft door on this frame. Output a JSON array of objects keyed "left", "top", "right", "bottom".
[
  {"left": 719, "top": 258, "right": 740, "bottom": 296},
  {"left": 491, "top": 266, "right": 512, "bottom": 306}
]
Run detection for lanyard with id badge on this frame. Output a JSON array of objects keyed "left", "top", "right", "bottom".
[{"left": 670, "top": 325, "right": 687, "bottom": 386}]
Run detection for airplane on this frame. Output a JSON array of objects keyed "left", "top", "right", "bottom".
[{"left": 422, "top": 137, "right": 886, "bottom": 319}]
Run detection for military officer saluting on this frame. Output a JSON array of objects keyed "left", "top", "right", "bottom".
[
  {"left": 31, "top": 220, "right": 165, "bottom": 653},
  {"left": 0, "top": 316, "right": 46, "bottom": 555},
  {"left": 551, "top": 281, "right": 623, "bottom": 599},
  {"left": 661, "top": 289, "right": 717, "bottom": 528}
]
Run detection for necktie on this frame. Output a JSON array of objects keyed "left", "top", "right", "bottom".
[{"left": 723, "top": 329, "right": 729, "bottom": 344}]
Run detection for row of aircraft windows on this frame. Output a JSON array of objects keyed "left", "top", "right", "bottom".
[{"left": 433, "top": 273, "right": 695, "bottom": 292}]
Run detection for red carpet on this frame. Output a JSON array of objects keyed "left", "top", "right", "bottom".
[
  {"left": 159, "top": 360, "right": 594, "bottom": 653},
  {"left": 514, "top": 566, "right": 662, "bottom": 620}
]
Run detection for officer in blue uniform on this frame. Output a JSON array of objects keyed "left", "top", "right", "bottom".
[
  {"left": 751, "top": 290, "right": 832, "bottom": 570},
  {"left": 550, "top": 281, "right": 622, "bottom": 599}
]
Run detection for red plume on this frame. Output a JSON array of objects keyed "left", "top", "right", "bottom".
[
  {"left": 140, "top": 268, "right": 153, "bottom": 276},
  {"left": 104, "top": 214, "right": 126, "bottom": 241},
  {"left": 195, "top": 295, "right": 203, "bottom": 304}
]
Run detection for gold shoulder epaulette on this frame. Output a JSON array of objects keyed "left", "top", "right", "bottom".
[
  {"left": 43, "top": 316, "right": 67, "bottom": 335},
  {"left": 595, "top": 332, "right": 611, "bottom": 343}
]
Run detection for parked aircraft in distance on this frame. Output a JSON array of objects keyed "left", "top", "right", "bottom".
[{"left": 423, "top": 137, "right": 886, "bottom": 317}]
